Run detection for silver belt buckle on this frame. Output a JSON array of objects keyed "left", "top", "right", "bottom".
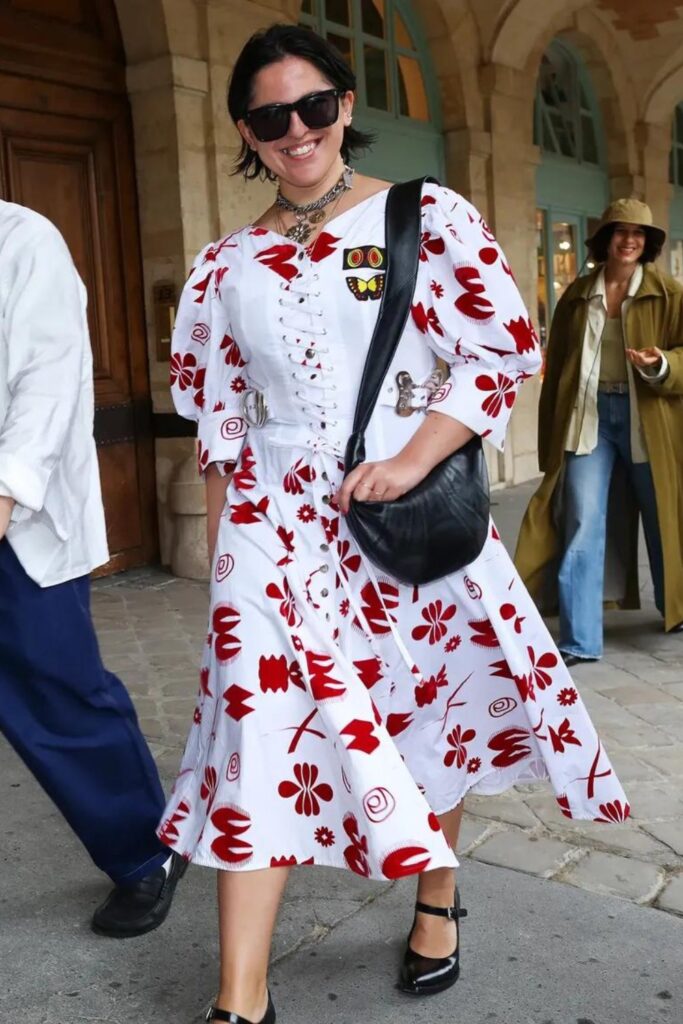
[
  {"left": 241, "top": 388, "right": 269, "bottom": 427},
  {"left": 395, "top": 361, "right": 450, "bottom": 417}
]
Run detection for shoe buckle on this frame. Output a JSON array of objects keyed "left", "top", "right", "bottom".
[{"left": 446, "top": 906, "right": 457, "bottom": 920}]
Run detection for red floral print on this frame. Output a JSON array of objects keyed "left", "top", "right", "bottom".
[
  {"left": 342, "top": 813, "right": 370, "bottom": 877},
  {"left": 230, "top": 375, "right": 247, "bottom": 393},
  {"left": 159, "top": 800, "right": 190, "bottom": 846},
  {"left": 594, "top": 800, "right": 631, "bottom": 823},
  {"left": 444, "top": 724, "right": 476, "bottom": 768},
  {"left": 259, "top": 655, "right": 289, "bottom": 693},
  {"left": 284, "top": 458, "right": 316, "bottom": 495},
  {"left": 444, "top": 635, "right": 462, "bottom": 653},
  {"left": 528, "top": 646, "right": 558, "bottom": 690},
  {"left": 453, "top": 265, "right": 494, "bottom": 321},
  {"left": 220, "top": 333, "right": 246, "bottom": 367},
  {"left": 200, "top": 766, "right": 218, "bottom": 805},
  {"left": 297, "top": 503, "right": 317, "bottom": 523},
  {"left": 354, "top": 580, "right": 399, "bottom": 635},
  {"left": 505, "top": 316, "right": 538, "bottom": 355},
  {"left": 476, "top": 373, "right": 516, "bottom": 418},
  {"left": 305, "top": 650, "right": 346, "bottom": 700},
  {"left": 419, "top": 231, "right": 446, "bottom": 262},
  {"left": 170, "top": 351, "right": 197, "bottom": 391},
  {"left": 468, "top": 618, "right": 500, "bottom": 648},
  {"left": 467, "top": 756, "right": 481, "bottom": 774},
  {"left": 211, "top": 804, "right": 253, "bottom": 864},
  {"left": 229, "top": 496, "right": 269, "bottom": 524},
  {"left": 255, "top": 242, "right": 299, "bottom": 281},
  {"left": 266, "top": 578, "right": 302, "bottom": 628},
  {"left": 232, "top": 447, "right": 256, "bottom": 491},
  {"left": 212, "top": 604, "right": 241, "bottom": 662},
  {"left": 222, "top": 684, "right": 254, "bottom": 721},
  {"left": 411, "top": 301, "right": 444, "bottom": 337},
  {"left": 488, "top": 727, "right": 532, "bottom": 767},
  {"left": 314, "top": 826, "right": 335, "bottom": 847},
  {"left": 548, "top": 717, "right": 582, "bottom": 754},
  {"left": 415, "top": 665, "right": 448, "bottom": 707},
  {"left": 430, "top": 280, "right": 444, "bottom": 298},
  {"left": 557, "top": 687, "right": 578, "bottom": 707},
  {"left": 278, "top": 763, "right": 334, "bottom": 817},
  {"left": 412, "top": 600, "right": 456, "bottom": 644}
]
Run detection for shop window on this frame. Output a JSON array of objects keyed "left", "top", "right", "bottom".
[{"left": 535, "top": 41, "right": 601, "bottom": 166}]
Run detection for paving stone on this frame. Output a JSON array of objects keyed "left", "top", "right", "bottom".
[
  {"left": 638, "top": 746, "right": 683, "bottom": 777},
  {"left": 642, "top": 821, "right": 683, "bottom": 857},
  {"left": 628, "top": 784, "right": 683, "bottom": 822},
  {"left": 629, "top": 704, "right": 683, "bottom": 742},
  {"left": 470, "top": 831, "right": 577, "bottom": 877},
  {"left": 464, "top": 792, "right": 540, "bottom": 829},
  {"left": 601, "top": 721, "right": 672, "bottom": 751},
  {"left": 663, "top": 682, "right": 683, "bottom": 699},
  {"left": 605, "top": 749, "right": 662, "bottom": 783},
  {"left": 455, "top": 814, "right": 497, "bottom": 854},
  {"left": 655, "top": 874, "right": 683, "bottom": 914},
  {"left": 605, "top": 683, "right": 681, "bottom": 706},
  {"left": 563, "top": 850, "right": 664, "bottom": 902}
]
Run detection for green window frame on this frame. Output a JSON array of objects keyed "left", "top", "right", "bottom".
[
  {"left": 299, "top": 0, "right": 441, "bottom": 131},
  {"left": 534, "top": 40, "right": 603, "bottom": 167}
]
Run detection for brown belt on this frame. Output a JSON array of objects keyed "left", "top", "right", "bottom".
[{"left": 597, "top": 381, "right": 629, "bottom": 394}]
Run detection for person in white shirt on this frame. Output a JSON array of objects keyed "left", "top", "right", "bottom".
[{"left": 0, "top": 199, "right": 185, "bottom": 936}]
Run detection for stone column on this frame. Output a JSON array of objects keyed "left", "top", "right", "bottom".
[
  {"left": 480, "top": 61, "right": 543, "bottom": 486},
  {"left": 637, "top": 121, "right": 673, "bottom": 263}
]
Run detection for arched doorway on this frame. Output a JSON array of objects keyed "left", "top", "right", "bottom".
[
  {"left": 0, "top": 0, "right": 156, "bottom": 574},
  {"left": 669, "top": 102, "right": 683, "bottom": 285},
  {"left": 299, "top": 0, "right": 444, "bottom": 180},
  {"left": 534, "top": 39, "right": 609, "bottom": 343}
]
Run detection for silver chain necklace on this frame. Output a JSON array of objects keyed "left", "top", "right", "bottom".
[{"left": 276, "top": 166, "right": 354, "bottom": 244}]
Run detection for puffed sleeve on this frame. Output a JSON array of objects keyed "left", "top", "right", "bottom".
[
  {"left": 410, "top": 183, "right": 542, "bottom": 450},
  {"left": 170, "top": 239, "right": 249, "bottom": 474}
]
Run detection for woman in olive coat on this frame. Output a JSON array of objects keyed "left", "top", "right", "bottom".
[{"left": 516, "top": 199, "right": 683, "bottom": 664}]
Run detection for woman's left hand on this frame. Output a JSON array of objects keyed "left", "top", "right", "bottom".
[
  {"left": 626, "top": 346, "right": 664, "bottom": 370},
  {"left": 336, "top": 454, "right": 428, "bottom": 514}
]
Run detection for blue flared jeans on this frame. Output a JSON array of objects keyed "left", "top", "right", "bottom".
[{"left": 558, "top": 392, "right": 664, "bottom": 659}]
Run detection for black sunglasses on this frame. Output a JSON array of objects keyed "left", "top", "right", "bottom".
[{"left": 245, "top": 88, "right": 344, "bottom": 143}]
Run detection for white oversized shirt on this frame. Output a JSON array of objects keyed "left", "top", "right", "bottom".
[{"left": 0, "top": 201, "right": 108, "bottom": 586}]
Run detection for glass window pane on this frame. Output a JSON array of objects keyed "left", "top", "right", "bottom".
[
  {"left": 394, "top": 11, "right": 414, "bottom": 50},
  {"left": 364, "top": 44, "right": 389, "bottom": 109},
  {"left": 300, "top": 0, "right": 316, "bottom": 15},
  {"left": 552, "top": 221, "right": 577, "bottom": 301},
  {"left": 328, "top": 31, "right": 354, "bottom": 69},
  {"left": 549, "top": 111, "right": 574, "bottom": 158},
  {"left": 581, "top": 114, "right": 598, "bottom": 164},
  {"left": 326, "top": 0, "right": 351, "bottom": 27},
  {"left": 397, "top": 55, "right": 428, "bottom": 120},
  {"left": 536, "top": 209, "right": 548, "bottom": 346},
  {"left": 361, "top": 0, "right": 385, "bottom": 39}
]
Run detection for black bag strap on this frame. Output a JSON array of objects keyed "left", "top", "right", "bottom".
[{"left": 347, "top": 177, "right": 437, "bottom": 461}]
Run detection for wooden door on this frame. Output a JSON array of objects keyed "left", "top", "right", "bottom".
[{"left": 0, "top": 0, "right": 157, "bottom": 573}]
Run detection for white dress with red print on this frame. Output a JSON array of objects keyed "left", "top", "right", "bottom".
[{"left": 158, "top": 184, "right": 629, "bottom": 879}]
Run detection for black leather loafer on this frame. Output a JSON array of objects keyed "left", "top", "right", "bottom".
[
  {"left": 206, "top": 990, "right": 276, "bottom": 1023},
  {"left": 561, "top": 653, "right": 598, "bottom": 667},
  {"left": 91, "top": 851, "right": 187, "bottom": 938},
  {"left": 398, "top": 887, "right": 467, "bottom": 996}
]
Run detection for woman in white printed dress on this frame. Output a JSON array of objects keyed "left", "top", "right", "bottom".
[{"left": 159, "top": 24, "right": 629, "bottom": 1024}]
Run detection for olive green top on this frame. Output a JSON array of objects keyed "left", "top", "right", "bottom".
[{"left": 599, "top": 316, "right": 628, "bottom": 384}]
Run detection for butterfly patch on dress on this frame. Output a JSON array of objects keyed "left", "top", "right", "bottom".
[{"left": 346, "top": 274, "right": 385, "bottom": 301}]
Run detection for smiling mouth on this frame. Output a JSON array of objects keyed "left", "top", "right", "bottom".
[{"left": 282, "top": 140, "right": 319, "bottom": 158}]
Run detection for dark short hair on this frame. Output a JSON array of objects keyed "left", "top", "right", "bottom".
[
  {"left": 227, "top": 24, "right": 375, "bottom": 181},
  {"left": 587, "top": 223, "right": 664, "bottom": 265}
]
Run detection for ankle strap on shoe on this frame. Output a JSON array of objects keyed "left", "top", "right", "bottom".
[
  {"left": 415, "top": 900, "right": 457, "bottom": 920},
  {"left": 206, "top": 1007, "right": 244, "bottom": 1023}
]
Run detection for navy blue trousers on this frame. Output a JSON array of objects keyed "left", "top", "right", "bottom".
[{"left": 0, "top": 540, "right": 167, "bottom": 884}]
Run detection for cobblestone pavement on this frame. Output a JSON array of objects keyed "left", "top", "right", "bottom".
[{"left": 93, "top": 480, "right": 683, "bottom": 918}]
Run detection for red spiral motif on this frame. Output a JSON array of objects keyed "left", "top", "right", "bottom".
[
  {"left": 488, "top": 696, "right": 518, "bottom": 718},
  {"left": 215, "top": 554, "right": 235, "bottom": 582},
  {"left": 363, "top": 786, "right": 396, "bottom": 823},
  {"left": 226, "top": 753, "right": 240, "bottom": 781},
  {"left": 221, "top": 417, "right": 247, "bottom": 440},
  {"left": 191, "top": 322, "right": 210, "bottom": 344}
]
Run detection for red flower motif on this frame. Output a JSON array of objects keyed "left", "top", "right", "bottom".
[
  {"left": 476, "top": 373, "right": 516, "bottom": 419},
  {"left": 467, "top": 756, "right": 481, "bottom": 774},
  {"left": 594, "top": 800, "right": 631, "bottom": 824},
  {"left": 430, "top": 280, "right": 444, "bottom": 298},
  {"left": 419, "top": 231, "right": 446, "bottom": 262},
  {"left": 505, "top": 316, "right": 538, "bottom": 355},
  {"left": 557, "top": 686, "right": 578, "bottom": 707},
  {"left": 528, "top": 646, "right": 558, "bottom": 690},
  {"left": 548, "top": 717, "right": 582, "bottom": 754},
  {"left": 386, "top": 712, "right": 413, "bottom": 736},
  {"left": 454, "top": 265, "right": 495, "bottom": 322},
  {"left": 193, "top": 706, "right": 202, "bottom": 724},
  {"left": 212, "top": 604, "right": 241, "bottom": 662},
  {"left": 255, "top": 242, "right": 299, "bottom": 280},
  {"left": 500, "top": 602, "right": 525, "bottom": 633},
  {"left": 444, "top": 724, "right": 476, "bottom": 768},
  {"left": 412, "top": 600, "right": 456, "bottom": 645},
  {"left": 556, "top": 794, "right": 573, "bottom": 819},
  {"left": 297, "top": 503, "right": 317, "bottom": 523},
  {"left": 200, "top": 766, "right": 218, "bottom": 804},
  {"left": 411, "top": 301, "right": 444, "bottom": 337},
  {"left": 229, "top": 496, "right": 269, "bottom": 524},
  {"left": 354, "top": 579, "right": 399, "bottom": 635},
  {"left": 308, "top": 231, "right": 340, "bottom": 263},
  {"left": 342, "top": 813, "right": 370, "bottom": 877},
  {"left": 170, "top": 351, "right": 197, "bottom": 391},
  {"left": 266, "top": 578, "right": 301, "bottom": 627},
  {"left": 230, "top": 375, "right": 247, "bottom": 393},
  {"left": 488, "top": 727, "right": 531, "bottom": 767},
  {"left": 192, "top": 367, "right": 206, "bottom": 409},
  {"left": 515, "top": 672, "right": 536, "bottom": 703},
  {"left": 305, "top": 651, "right": 346, "bottom": 701},
  {"left": 191, "top": 270, "right": 213, "bottom": 304},
  {"left": 219, "top": 333, "right": 246, "bottom": 367},
  {"left": 415, "top": 665, "right": 448, "bottom": 707},
  {"left": 337, "top": 539, "right": 361, "bottom": 577},
  {"left": 314, "top": 826, "right": 335, "bottom": 847},
  {"left": 339, "top": 598, "right": 350, "bottom": 617},
  {"left": 199, "top": 666, "right": 212, "bottom": 697},
  {"left": 468, "top": 618, "right": 500, "bottom": 649},
  {"left": 284, "top": 457, "right": 316, "bottom": 495},
  {"left": 276, "top": 525, "right": 295, "bottom": 567},
  {"left": 278, "top": 762, "right": 334, "bottom": 817}
]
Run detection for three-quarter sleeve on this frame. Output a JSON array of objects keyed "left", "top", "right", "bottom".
[
  {"left": 170, "top": 240, "right": 249, "bottom": 474},
  {"left": 410, "top": 183, "right": 542, "bottom": 450}
]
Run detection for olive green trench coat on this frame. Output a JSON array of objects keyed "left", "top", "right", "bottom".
[{"left": 515, "top": 264, "right": 683, "bottom": 631}]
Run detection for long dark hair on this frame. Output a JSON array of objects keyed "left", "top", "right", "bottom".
[
  {"left": 586, "top": 224, "right": 664, "bottom": 265},
  {"left": 227, "top": 24, "right": 375, "bottom": 181}
]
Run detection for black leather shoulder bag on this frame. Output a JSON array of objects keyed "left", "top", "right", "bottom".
[{"left": 343, "top": 177, "right": 490, "bottom": 586}]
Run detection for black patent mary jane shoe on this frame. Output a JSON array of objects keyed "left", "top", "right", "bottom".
[
  {"left": 206, "top": 991, "right": 276, "bottom": 1024},
  {"left": 398, "top": 888, "right": 467, "bottom": 996}
]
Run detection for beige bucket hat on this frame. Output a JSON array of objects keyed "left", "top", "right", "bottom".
[{"left": 586, "top": 197, "right": 666, "bottom": 249}]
